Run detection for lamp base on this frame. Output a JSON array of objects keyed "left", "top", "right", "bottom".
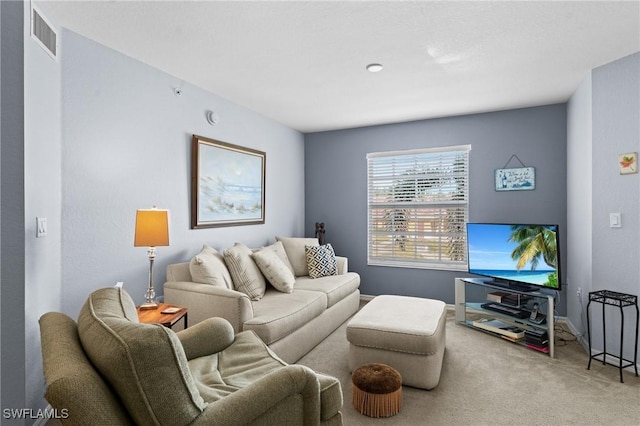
[{"left": 139, "top": 301, "right": 158, "bottom": 310}]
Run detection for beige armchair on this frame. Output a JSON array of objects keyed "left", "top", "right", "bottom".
[{"left": 39, "top": 287, "right": 343, "bottom": 425}]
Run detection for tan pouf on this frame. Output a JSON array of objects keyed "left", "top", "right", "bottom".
[
  {"left": 352, "top": 363, "right": 402, "bottom": 417},
  {"left": 347, "top": 295, "right": 447, "bottom": 389}
]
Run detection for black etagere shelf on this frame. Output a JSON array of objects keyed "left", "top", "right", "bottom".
[{"left": 586, "top": 290, "right": 639, "bottom": 383}]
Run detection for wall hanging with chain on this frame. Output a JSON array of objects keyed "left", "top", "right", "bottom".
[{"left": 495, "top": 154, "right": 535, "bottom": 191}]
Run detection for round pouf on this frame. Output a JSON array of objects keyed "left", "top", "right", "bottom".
[{"left": 352, "top": 363, "right": 402, "bottom": 418}]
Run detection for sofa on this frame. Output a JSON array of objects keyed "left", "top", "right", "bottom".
[
  {"left": 164, "top": 237, "right": 361, "bottom": 363},
  {"left": 40, "top": 287, "right": 344, "bottom": 425}
]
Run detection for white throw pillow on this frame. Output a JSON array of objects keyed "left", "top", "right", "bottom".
[
  {"left": 305, "top": 243, "right": 338, "bottom": 279},
  {"left": 261, "top": 241, "right": 295, "bottom": 275},
  {"left": 276, "top": 237, "right": 319, "bottom": 277},
  {"left": 252, "top": 248, "right": 295, "bottom": 293},
  {"left": 223, "top": 243, "right": 266, "bottom": 300},
  {"left": 189, "top": 245, "right": 233, "bottom": 289}
]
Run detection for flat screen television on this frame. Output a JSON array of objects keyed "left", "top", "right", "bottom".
[{"left": 466, "top": 223, "right": 561, "bottom": 292}]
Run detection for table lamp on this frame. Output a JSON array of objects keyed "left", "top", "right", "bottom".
[{"left": 134, "top": 206, "right": 169, "bottom": 310}]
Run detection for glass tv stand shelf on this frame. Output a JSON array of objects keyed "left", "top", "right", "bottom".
[{"left": 455, "top": 277, "right": 556, "bottom": 358}]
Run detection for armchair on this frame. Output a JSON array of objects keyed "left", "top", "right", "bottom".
[{"left": 39, "top": 287, "right": 343, "bottom": 425}]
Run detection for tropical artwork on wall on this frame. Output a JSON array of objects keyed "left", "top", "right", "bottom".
[
  {"left": 191, "top": 135, "right": 265, "bottom": 229},
  {"left": 619, "top": 152, "right": 637, "bottom": 175}
]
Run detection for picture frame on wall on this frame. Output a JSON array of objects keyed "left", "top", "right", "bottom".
[
  {"left": 619, "top": 152, "right": 637, "bottom": 175},
  {"left": 191, "top": 134, "right": 266, "bottom": 229},
  {"left": 495, "top": 167, "right": 536, "bottom": 191}
]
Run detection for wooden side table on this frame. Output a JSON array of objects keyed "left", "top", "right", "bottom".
[{"left": 137, "top": 303, "right": 188, "bottom": 329}]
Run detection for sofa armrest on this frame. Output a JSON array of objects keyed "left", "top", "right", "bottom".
[
  {"left": 176, "top": 317, "right": 235, "bottom": 360},
  {"left": 336, "top": 256, "right": 348, "bottom": 275},
  {"left": 163, "top": 281, "right": 253, "bottom": 332},
  {"left": 193, "top": 365, "right": 322, "bottom": 426}
]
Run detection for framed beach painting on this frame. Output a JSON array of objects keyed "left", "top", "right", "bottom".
[{"left": 191, "top": 135, "right": 265, "bottom": 228}]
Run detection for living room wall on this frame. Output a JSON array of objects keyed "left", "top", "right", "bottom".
[
  {"left": 305, "top": 105, "right": 568, "bottom": 314},
  {"left": 590, "top": 52, "right": 639, "bottom": 361},
  {"left": 24, "top": 0, "right": 63, "bottom": 416},
  {"left": 1, "top": 0, "right": 27, "bottom": 418},
  {"left": 60, "top": 30, "right": 306, "bottom": 317},
  {"left": 566, "top": 73, "right": 592, "bottom": 341}
]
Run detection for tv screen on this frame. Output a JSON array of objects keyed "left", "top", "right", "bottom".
[{"left": 466, "top": 223, "right": 561, "bottom": 291}]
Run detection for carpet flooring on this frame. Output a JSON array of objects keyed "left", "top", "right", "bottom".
[{"left": 297, "top": 309, "right": 640, "bottom": 425}]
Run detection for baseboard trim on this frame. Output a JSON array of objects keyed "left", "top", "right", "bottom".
[{"left": 360, "top": 293, "right": 375, "bottom": 302}]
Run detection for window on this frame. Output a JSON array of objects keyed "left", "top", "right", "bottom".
[{"left": 367, "top": 145, "right": 470, "bottom": 271}]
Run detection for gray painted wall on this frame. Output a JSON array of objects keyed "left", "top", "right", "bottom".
[
  {"left": 60, "top": 31, "right": 305, "bottom": 318},
  {"left": 590, "top": 52, "right": 639, "bottom": 362},
  {"left": 566, "top": 73, "right": 592, "bottom": 341},
  {"left": 24, "top": 0, "right": 63, "bottom": 416},
  {"left": 305, "top": 105, "right": 568, "bottom": 314},
  {"left": 1, "top": 0, "right": 27, "bottom": 421}
]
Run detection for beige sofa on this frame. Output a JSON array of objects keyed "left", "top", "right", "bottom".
[
  {"left": 164, "top": 237, "right": 361, "bottom": 363},
  {"left": 40, "top": 287, "right": 344, "bottom": 425}
]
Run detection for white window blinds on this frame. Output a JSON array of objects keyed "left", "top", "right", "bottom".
[{"left": 367, "top": 145, "right": 470, "bottom": 271}]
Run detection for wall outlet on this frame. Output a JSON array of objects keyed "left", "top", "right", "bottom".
[{"left": 576, "top": 287, "right": 582, "bottom": 299}]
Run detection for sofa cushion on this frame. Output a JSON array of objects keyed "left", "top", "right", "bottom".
[
  {"left": 252, "top": 248, "right": 295, "bottom": 293},
  {"left": 189, "top": 245, "right": 233, "bottom": 289},
  {"left": 243, "top": 289, "right": 327, "bottom": 345},
  {"left": 224, "top": 243, "right": 266, "bottom": 300},
  {"left": 316, "top": 373, "right": 344, "bottom": 421},
  {"left": 166, "top": 262, "right": 192, "bottom": 282},
  {"left": 188, "top": 330, "right": 288, "bottom": 403},
  {"left": 276, "top": 237, "right": 319, "bottom": 277},
  {"left": 305, "top": 243, "right": 338, "bottom": 279},
  {"left": 77, "top": 287, "right": 205, "bottom": 426},
  {"left": 294, "top": 272, "right": 361, "bottom": 308}
]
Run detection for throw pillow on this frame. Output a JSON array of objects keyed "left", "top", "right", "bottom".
[
  {"left": 262, "top": 241, "right": 295, "bottom": 276},
  {"left": 305, "top": 243, "right": 338, "bottom": 279},
  {"left": 189, "top": 245, "right": 233, "bottom": 289},
  {"left": 276, "top": 236, "right": 319, "bottom": 277},
  {"left": 252, "top": 248, "right": 295, "bottom": 293},
  {"left": 223, "top": 243, "right": 266, "bottom": 300}
]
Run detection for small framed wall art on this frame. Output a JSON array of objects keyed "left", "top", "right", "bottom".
[
  {"left": 619, "top": 152, "right": 637, "bottom": 175},
  {"left": 191, "top": 135, "right": 266, "bottom": 229},
  {"left": 495, "top": 167, "right": 536, "bottom": 191}
]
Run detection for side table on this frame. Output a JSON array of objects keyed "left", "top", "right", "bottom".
[
  {"left": 137, "top": 303, "right": 188, "bottom": 329},
  {"left": 586, "top": 290, "right": 638, "bottom": 383}
]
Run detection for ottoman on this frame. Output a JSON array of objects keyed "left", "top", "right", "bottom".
[
  {"left": 347, "top": 295, "right": 447, "bottom": 389},
  {"left": 352, "top": 363, "right": 402, "bottom": 417}
]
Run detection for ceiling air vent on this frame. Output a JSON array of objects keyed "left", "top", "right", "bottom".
[{"left": 31, "top": 4, "right": 58, "bottom": 60}]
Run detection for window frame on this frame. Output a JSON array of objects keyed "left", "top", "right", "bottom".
[{"left": 366, "top": 144, "right": 471, "bottom": 271}]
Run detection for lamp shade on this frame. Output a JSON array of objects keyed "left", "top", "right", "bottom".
[{"left": 134, "top": 209, "right": 169, "bottom": 247}]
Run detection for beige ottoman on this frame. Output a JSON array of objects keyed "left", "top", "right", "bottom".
[{"left": 347, "top": 295, "right": 446, "bottom": 389}]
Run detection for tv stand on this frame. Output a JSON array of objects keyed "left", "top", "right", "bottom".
[
  {"left": 455, "top": 277, "right": 555, "bottom": 358},
  {"left": 487, "top": 278, "right": 537, "bottom": 293}
]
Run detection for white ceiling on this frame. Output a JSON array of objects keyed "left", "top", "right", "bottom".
[{"left": 42, "top": 1, "right": 640, "bottom": 133}]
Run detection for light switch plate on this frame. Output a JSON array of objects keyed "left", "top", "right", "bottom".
[
  {"left": 36, "top": 217, "right": 47, "bottom": 237},
  {"left": 609, "top": 212, "right": 621, "bottom": 228}
]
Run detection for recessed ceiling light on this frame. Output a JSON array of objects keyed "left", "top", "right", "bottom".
[{"left": 366, "top": 63, "right": 383, "bottom": 73}]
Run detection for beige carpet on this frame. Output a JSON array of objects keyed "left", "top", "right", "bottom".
[{"left": 298, "top": 309, "right": 640, "bottom": 426}]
